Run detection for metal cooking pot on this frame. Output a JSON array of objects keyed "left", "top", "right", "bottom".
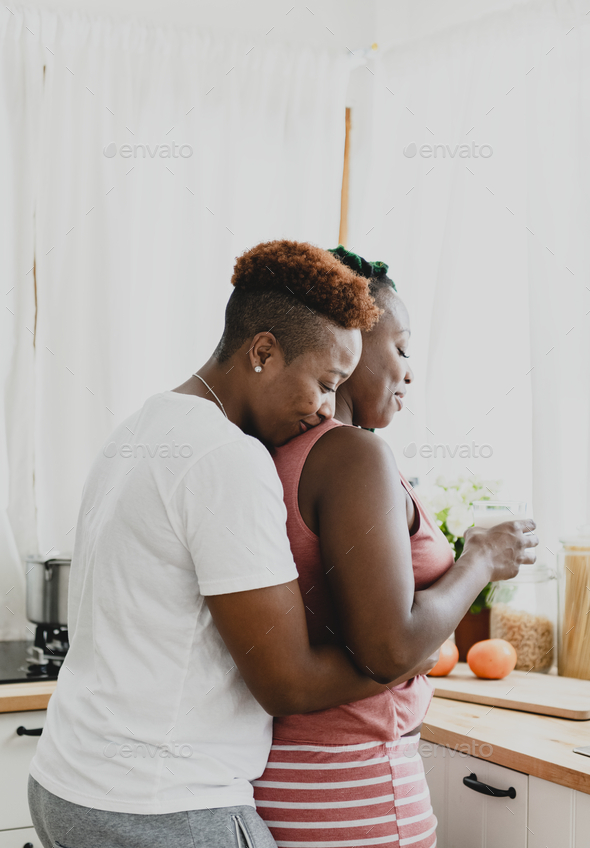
[{"left": 25, "top": 556, "right": 71, "bottom": 625}]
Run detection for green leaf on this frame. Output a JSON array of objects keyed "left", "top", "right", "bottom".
[{"left": 469, "top": 582, "right": 493, "bottom": 614}]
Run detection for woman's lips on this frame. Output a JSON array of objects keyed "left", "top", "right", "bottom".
[
  {"left": 300, "top": 420, "right": 312, "bottom": 433},
  {"left": 395, "top": 394, "right": 404, "bottom": 410}
]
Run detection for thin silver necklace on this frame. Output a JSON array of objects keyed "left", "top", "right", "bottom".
[{"left": 192, "top": 373, "right": 228, "bottom": 419}]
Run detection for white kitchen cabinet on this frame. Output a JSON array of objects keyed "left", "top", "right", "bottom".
[
  {"left": 574, "top": 789, "right": 590, "bottom": 848},
  {"left": 421, "top": 742, "right": 590, "bottom": 848},
  {"left": 447, "top": 752, "right": 528, "bottom": 848},
  {"left": 0, "top": 711, "right": 46, "bottom": 832},
  {"left": 528, "top": 775, "right": 573, "bottom": 847},
  {"left": 419, "top": 739, "right": 448, "bottom": 844},
  {"left": 529, "top": 774, "right": 590, "bottom": 848},
  {"left": 420, "top": 741, "right": 528, "bottom": 847},
  {"left": 0, "top": 827, "right": 39, "bottom": 848}
]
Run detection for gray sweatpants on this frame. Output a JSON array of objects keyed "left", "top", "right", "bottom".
[{"left": 28, "top": 776, "right": 277, "bottom": 848}]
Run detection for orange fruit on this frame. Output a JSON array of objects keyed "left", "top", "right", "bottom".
[
  {"left": 467, "top": 639, "right": 517, "bottom": 679},
  {"left": 428, "top": 640, "right": 459, "bottom": 677}
]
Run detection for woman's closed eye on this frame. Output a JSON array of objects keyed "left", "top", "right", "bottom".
[{"left": 397, "top": 348, "right": 410, "bottom": 359}]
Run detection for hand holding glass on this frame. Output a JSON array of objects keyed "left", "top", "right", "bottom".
[{"left": 472, "top": 501, "right": 536, "bottom": 563}]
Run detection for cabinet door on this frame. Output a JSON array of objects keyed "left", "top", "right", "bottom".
[
  {"left": 575, "top": 788, "right": 590, "bottom": 848},
  {"left": 0, "top": 826, "right": 39, "bottom": 848},
  {"left": 0, "top": 711, "right": 46, "bottom": 831},
  {"left": 446, "top": 750, "right": 528, "bottom": 848},
  {"left": 528, "top": 775, "right": 573, "bottom": 848},
  {"left": 419, "top": 739, "right": 448, "bottom": 846},
  {"left": 529, "top": 774, "right": 590, "bottom": 848}
]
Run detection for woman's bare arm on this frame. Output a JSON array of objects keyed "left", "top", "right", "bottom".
[{"left": 300, "top": 427, "right": 537, "bottom": 683}]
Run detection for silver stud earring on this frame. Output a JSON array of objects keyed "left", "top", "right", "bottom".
[{"left": 254, "top": 365, "right": 262, "bottom": 373}]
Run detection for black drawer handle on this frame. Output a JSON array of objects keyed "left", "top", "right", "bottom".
[
  {"left": 16, "top": 725, "right": 43, "bottom": 736},
  {"left": 463, "top": 772, "right": 516, "bottom": 799}
]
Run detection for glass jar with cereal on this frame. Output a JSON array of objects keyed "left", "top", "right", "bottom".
[{"left": 488, "top": 562, "right": 557, "bottom": 673}]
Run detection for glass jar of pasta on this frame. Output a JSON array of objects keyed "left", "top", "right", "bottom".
[
  {"left": 557, "top": 528, "right": 590, "bottom": 679},
  {"left": 488, "top": 563, "right": 557, "bottom": 673}
]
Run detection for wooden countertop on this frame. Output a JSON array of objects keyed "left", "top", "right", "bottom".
[
  {"left": 2, "top": 681, "right": 590, "bottom": 795},
  {"left": 0, "top": 680, "right": 56, "bottom": 713},
  {"left": 422, "top": 696, "right": 590, "bottom": 795}
]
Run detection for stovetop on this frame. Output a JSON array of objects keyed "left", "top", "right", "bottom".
[{"left": 0, "top": 639, "right": 65, "bottom": 683}]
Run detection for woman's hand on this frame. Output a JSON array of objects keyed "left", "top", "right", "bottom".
[{"left": 462, "top": 519, "right": 538, "bottom": 583}]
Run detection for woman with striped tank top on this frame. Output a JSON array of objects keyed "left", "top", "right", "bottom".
[{"left": 253, "top": 247, "right": 538, "bottom": 848}]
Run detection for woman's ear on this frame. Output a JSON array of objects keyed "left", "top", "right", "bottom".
[{"left": 248, "top": 332, "right": 282, "bottom": 371}]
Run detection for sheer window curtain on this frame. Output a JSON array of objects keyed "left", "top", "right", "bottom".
[
  {"left": 1, "top": 12, "right": 42, "bottom": 638},
  {"left": 0, "top": 3, "right": 350, "bottom": 637},
  {"left": 351, "top": 0, "right": 590, "bottom": 559}
]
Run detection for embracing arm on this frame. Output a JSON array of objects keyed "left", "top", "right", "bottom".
[
  {"left": 308, "top": 427, "right": 537, "bottom": 683},
  {"left": 207, "top": 579, "right": 439, "bottom": 717},
  {"left": 206, "top": 581, "right": 378, "bottom": 717}
]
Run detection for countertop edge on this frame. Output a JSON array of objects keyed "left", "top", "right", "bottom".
[
  {"left": 3, "top": 685, "right": 590, "bottom": 796},
  {"left": 422, "top": 696, "right": 590, "bottom": 796},
  {"left": 0, "top": 681, "right": 56, "bottom": 713},
  {"left": 420, "top": 721, "right": 590, "bottom": 795}
]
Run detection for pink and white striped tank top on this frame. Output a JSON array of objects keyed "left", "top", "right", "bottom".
[{"left": 272, "top": 418, "right": 455, "bottom": 743}]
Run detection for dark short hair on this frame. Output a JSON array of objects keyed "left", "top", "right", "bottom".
[
  {"left": 328, "top": 245, "right": 397, "bottom": 304},
  {"left": 214, "top": 240, "right": 381, "bottom": 365}
]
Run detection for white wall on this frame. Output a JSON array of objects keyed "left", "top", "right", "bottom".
[
  {"left": 20, "top": 0, "right": 533, "bottom": 47},
  {"left": 19, "top": 0, "right": 376, "bottom": 49},
  {"left": 12, "top": 0, "right": 573, "bottom": 520},
  {"left": 375, "top": 0, "right": 535, "bottom": 50},
  {"left": 18, "top": 0, "right": 378, "bottom": 247}
]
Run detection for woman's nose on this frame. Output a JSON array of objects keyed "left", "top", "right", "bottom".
[
  {"left": 317, "top": 394, "right": 335, "bottom": 422},
  {"left": 405, "top": 365, "right": 414, "bottom": 385}
]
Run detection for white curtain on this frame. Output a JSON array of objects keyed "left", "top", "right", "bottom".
[
  {"left": 352, "top": 0, "right": 590, "bottom": 560},
  {"left": 0, "top": 3, "right": 350, "bottom": 637},
  {"left": 0, "top": 9, "right": 42, "bottom": 638}
]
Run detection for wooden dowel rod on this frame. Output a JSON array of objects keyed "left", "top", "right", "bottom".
[{"left": 338, "top": 107, "right": 351, "bottom": 247}]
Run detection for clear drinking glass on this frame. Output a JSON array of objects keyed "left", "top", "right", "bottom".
[{"left": 472, "top": 501, "right": 527, "bottom": 529}]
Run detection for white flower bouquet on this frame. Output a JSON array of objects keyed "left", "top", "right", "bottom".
[{"left": 417, "top": 475, "right": 502, "bottom": 613}]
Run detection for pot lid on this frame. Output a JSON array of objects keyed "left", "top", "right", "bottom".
[{"left": 25, "top": 552, "right": 72, "bottom": 564}]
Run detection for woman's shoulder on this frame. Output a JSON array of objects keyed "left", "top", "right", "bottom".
[
  {"left": 307, "top": 423, "right": 399, "bottom": 478},
  {"left": 273, "top": 418, "right": 342, "bottom": 467},
  {"left": 317, "top": 423, "right": 396, "bottom": 455}
]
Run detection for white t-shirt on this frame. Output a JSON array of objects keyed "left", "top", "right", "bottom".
[{"left": 30, "top": 391, "right": 298, "bottom": 815}]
